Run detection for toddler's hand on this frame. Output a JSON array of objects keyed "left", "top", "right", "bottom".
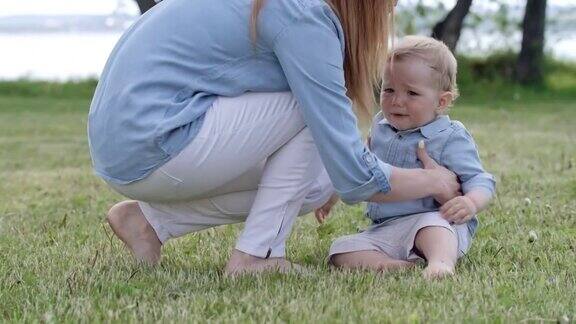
[
  {"left": 440, "top": 196, "right": 477, "bottom": 224},
  {"left": 314, "top": 193, "right": 339, "bottom": 224}
]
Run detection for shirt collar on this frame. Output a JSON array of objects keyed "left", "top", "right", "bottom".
[{"left": 378, "top": 115, "right": 451, "bottom": 139}]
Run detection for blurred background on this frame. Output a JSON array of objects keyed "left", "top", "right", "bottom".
[
  {"left": 0, "top": 0, "right": 574, "bottom": 83},
  {"left": 0, "top": 3, "right": 574, "bottom": 321}
]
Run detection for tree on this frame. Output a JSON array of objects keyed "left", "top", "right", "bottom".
[
  {"left": 431, "top": 0, "right": 473, "bottom": 53},
  {"left": 515, "top": 0, "right": 547, "bottom": 84},
  {"left": 134, "top": 0, "right": 158, "bottom": 14}
]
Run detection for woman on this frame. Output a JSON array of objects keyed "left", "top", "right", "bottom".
[{"left": 88, "top": 0, "right": 459, "bottom": 275}]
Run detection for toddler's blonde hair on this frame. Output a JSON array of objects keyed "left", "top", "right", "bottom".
[{"left": 388, "top": 35, "right": 459, "bottom": 100}]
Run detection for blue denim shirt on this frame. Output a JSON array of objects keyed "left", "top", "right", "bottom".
[
  {"left": 367, "top": 113, "right": 496, "bottom": 235},
  {"left": 87, "top": 0, "right": 391, "bottom": 204}
]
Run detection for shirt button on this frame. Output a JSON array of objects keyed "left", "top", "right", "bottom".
[{"left": 365, "top": 155, "right": 374, "bottom": 163}]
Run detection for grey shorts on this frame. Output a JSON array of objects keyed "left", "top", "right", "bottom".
[{"left": 329, "top": 212, "right": 472, "bottom": 262}]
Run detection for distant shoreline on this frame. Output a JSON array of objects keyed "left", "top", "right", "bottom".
[
  {"left": 0, "top": 14, "right": 136, "bottom": 34},
  {"left": 0, "top": 29, "right": 573, "bottom": 81}
]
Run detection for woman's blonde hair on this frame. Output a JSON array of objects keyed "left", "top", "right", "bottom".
[{"left": 250, "top": 0, "right": 395, "bottom": 122}]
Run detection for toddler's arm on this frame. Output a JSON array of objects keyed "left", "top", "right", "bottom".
[
  {"left": 439, "top": 125, "right": 496, "bottom": 222},
  {"left": 314, "top": 193, "right": 339, "bottom": 224},
  {"left": 440, "top": 188, "right": 492, "bottom": 224}
]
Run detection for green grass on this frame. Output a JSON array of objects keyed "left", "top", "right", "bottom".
[{"left": 0, "top": 79, "right": 575, "bottom": 322}]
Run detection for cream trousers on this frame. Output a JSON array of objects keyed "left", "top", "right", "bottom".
[{"left": 109, "top": 92, "right": 334, "bottom": 258}]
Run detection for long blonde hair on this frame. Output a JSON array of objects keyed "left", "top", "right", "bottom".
[{"left": 250, "top": 0, "right": 395, "bottom": 121}]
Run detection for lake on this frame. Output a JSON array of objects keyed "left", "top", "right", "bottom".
[{"left": 0, "top": 31, "right": 574, "bottom": 81}]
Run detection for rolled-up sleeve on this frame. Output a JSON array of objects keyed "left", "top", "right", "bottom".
[
  {"left": 442, "top": 128, "right": 496, "bottom": 197},
  {"left": 272, "top": 5, "right": 391, "bottom": 204}
]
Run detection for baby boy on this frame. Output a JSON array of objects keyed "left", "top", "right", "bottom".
[{"left": 321, "top": 35, "right": 496, "bottom": 279}]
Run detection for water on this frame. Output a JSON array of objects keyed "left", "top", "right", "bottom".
[
  {"left": 0, "top": 31, "right": 574, "bottom": 81},
  {"left": 0, "top": 32, "right": 121, "bottom": 80}
]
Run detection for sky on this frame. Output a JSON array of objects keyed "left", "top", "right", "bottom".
[
  {"left": 0, "top": 0, "right": 574, "bottom": 17},
  {"left": 0, "top": 0, "right": 139, "bottom": 16}
]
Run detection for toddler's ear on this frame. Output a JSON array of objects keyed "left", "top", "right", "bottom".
[{"left": 436, "top": 91, "right": 454, "bottom": 114}]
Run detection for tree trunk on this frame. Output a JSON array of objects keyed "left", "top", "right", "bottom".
[
  {"left": 431, "top": 0, "right": 473, "bottom": 53},
  {"left": 515, "top": 0, "right": 547, "bottom": 84},
  {"left": 134, "top": 0, "right": 158, "bottom": 14}
]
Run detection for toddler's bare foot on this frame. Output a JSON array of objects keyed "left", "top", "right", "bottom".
[
  {"left": 107, "top": 200, "right": 162, "bottom": 265},
  {"left": 224, "top": 249, "right": 306, "bottom": 277},
  {"left": 423, "top": 261, "right": 455, "bottom": 280},
  {"left": 331, "top": 251, "right": 416, "bottom": 273},
  {"left": 377, "top": 259, "right": 416, "bottom": 273}
]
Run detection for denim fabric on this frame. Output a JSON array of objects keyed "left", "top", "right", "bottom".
[
  {"left": 366, "top": 113, "right": 496, "bottom": 235},
  {"left": 88, "top": 0, "right": 391, "bottom": 204}
]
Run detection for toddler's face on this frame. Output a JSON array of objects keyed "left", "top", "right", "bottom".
[{"left": 380, "top": 57, "right": 450, "bottom": 130}]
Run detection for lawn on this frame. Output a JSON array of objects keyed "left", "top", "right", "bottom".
[{"left": 0, "top": 82, "right": 574, "bottom": 322}]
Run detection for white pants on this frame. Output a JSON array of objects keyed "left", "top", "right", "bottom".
[{"left": 109, "top": 92, "right": 334, "bottom": 258}]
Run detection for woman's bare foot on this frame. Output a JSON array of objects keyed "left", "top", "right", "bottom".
[
  {"left": 106, "top": 200, "right": 162, "bottom": 265},
  {"left": 224, "top": 249, "right": 305, "bottom": 277},
  {"left": 423, "top": 261, "right": 455, "bottom": 280}
]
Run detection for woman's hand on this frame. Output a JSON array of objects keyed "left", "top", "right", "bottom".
[
  {"left": 314, "top": 193, "right": 339, "bottom": 224},
  {"left": 368, "top": 141, "right": 461, "bottom": 204},
  {"left": 416, "top": 140, "right": 461, "bottom": 204}
]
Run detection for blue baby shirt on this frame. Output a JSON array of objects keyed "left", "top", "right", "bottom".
[
  {"left": 367, "top": 113, "right": 496, "bottom": 235},
  {"left": 88, "top": 0, "right": 391, "bottom": 204}
]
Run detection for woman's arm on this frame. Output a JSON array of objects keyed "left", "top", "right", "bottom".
[
  {"left": 272, "top": 8, "right": 460, "bottom": 205},
  {"left": 272, "top": 8, "right": 391, "bottom": 204},
  {"left": 369, "top": 142, "right": 461, "bottom": 203},
  {"left": 370, "top": 168, "right": 437, "bottom": 203}
]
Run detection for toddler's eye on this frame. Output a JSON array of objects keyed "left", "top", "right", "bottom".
[
  {"left": 408, "top": 90, "right": 419, "bottom": 96},
  {"left": 383, "top": 88, "right": 394, "bottom": 94}
]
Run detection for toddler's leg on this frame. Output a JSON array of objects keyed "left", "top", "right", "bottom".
[
  {"left": 414, "top": 226, "right": 458, "bottom": 279},
  {"left": 331, "top": 251, "right": 414, "bottom": 272}
]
